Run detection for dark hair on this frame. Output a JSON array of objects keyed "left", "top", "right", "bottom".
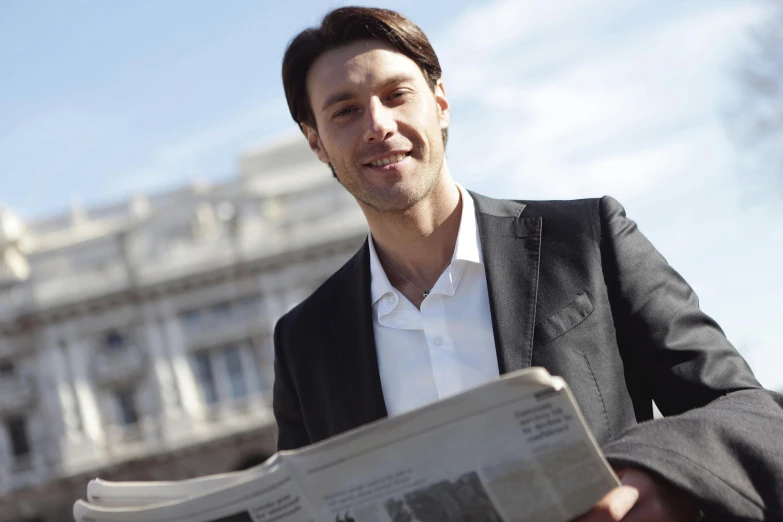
[{"left": 282, "top": 6, "right": 444, "bottom": 135}]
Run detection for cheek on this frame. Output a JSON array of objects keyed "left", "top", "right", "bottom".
[
  {"left": 408, "top": 102, "right": 440, "bottom": 133},
  {"left": 325, "top": 126, "right": 361, "bottom": 160}
]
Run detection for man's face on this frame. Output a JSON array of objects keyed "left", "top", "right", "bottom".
[{"left": 303, "top": 40, "right": 450, "bottom": 213}]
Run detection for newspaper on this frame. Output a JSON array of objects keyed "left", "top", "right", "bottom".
[
  {"left": 85, "top": 455, "right": 285, "bottom": 508},
  {"left": 73, "top": 367, "right": 619, "bottom": 522}
]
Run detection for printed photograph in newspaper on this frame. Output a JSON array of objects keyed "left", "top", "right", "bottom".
[{"left": 382, "top": 471, "right": 503, "bottom": 522}]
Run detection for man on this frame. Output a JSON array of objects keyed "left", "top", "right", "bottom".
[{"left": 273, "top": 6, "right": 783, "bottom": 521}]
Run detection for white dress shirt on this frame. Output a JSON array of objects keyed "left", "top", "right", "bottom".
[{"left": 368, "top": 184, "right": 500, "bottom": 416}]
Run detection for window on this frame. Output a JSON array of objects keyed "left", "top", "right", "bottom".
[
  {"left": 211, "top": 302, "right": 232, "bottom": 320},
  {"left": 182, "top": 309, "right": 201, "bottom": 325},
  {"left": 114, "top": 389, "right": 139, "bottom": 426},
  {"left": 239, "top": 295, "right": 260, "bottom": 311},
  {"left": 6, "top": 416, "right": 30, "bottom": 458},
  {"left": 223, "top": 345, "right": 247, "bottom": 399},
  {"left": 104, "top": 330, "right": 125, "bottom": 351},
  {"left": 192, "top": 352, "right": 218, "bottom": 404},
  {"left": 0, "top": 360, "right": 14, "bottom": 376}
]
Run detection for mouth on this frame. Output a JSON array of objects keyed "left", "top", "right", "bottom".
[{"left": 363, "top": 151, "right": 411, "bottom": 170}]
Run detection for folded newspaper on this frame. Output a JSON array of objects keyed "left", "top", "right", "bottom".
[{"left": 73, "top": 367, "right": 619, "bottom": 522}]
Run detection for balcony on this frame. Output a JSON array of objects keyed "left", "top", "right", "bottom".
[
  {"left": 200, "top": 392, "right": 274, "bottom": 433},
  {"left": 102, "top": 417, "right": 168, "bottom": 462},
  {"left": 90, "top": 344, "right": 147, "bottom": 387},
  {"left": 33, "top": 262, "right": 131, "bottom": 309},
  {"left": 181, "top": 305, "right": 265, "bottom": 349},
  {"left": 0, "top": 376, "right": 35, "bottom": 416}
]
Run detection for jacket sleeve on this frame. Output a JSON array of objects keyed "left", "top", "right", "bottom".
[
  {"left": 597, "top": 195, "right": 783, "bottom": 520},
  {"left": 272, "top": 313, "right": 311, "bottom": 451}
]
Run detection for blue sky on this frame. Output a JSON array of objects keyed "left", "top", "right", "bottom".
[
  {"left": 2, "top": 0, "right": 782, "bottom": 390},
  {"left": 0, "top": 0, "right": 473, "bottom": 215}
]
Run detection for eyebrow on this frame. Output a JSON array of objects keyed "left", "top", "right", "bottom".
[
  {"left": 320, "top": 74, "right": 416, "bottom": 112},
  {"left": 321, "top": 91, "right": 356, "bottom": 112}
]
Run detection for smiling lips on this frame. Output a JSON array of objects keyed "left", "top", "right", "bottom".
[{"left": 367, "top": 152, "right": 408, "bottom": 167}]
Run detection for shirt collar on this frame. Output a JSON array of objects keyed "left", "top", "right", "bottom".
[
  {"left": 367, "top": 183, "right": 483, "bottom": 307},
  {"left": 452, "top": 183, "right": 483, "bottom": 266},
  {"left": 368, "top": 231, "right": 397, "bottom": 307}
]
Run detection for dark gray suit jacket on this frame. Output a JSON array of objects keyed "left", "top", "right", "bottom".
[{"left": 273, "top": 192, "right": 783, "bottom": 520}]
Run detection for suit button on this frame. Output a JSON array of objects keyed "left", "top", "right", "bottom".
[{"left": 434, "top": 337, "right": 443, "bottom": 346}]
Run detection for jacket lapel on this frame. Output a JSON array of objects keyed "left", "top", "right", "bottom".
[
  {"left": 329, "top": 240, "right": 389, "bottom": 428},
  {"left": 470, "top": 191, "right": 542, "bottom": 374}
]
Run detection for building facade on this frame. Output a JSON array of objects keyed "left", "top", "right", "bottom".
[{"left": 0, "top": 137, "right": 366, "bottom": 521}]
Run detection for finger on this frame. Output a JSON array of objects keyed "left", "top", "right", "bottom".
[
  {"left": 573, "top": 485, "right": 641, "bottom": 522},
  {"left": 615, "top": 497, "right": 665, "bottom": 522},
  {"left": 618, "top": 468, "right": 657, "bottom": 498},
  {"left": 617, "top": 470, "right": 699, "bottom": 522}
]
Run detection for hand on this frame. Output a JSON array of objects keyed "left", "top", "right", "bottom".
[{"left": 574, "top": 468, "right": 700, "bottom": 522}]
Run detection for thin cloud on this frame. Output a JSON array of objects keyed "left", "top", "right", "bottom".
[
  {"left": 436, "top": 0, "right": 782, "bottom": 389},
  {"left": 438, "top": 0, "right": 764, "bottom": 199},
  {"left": 107, "top": 98, "right": 290, "bottom": 197}
]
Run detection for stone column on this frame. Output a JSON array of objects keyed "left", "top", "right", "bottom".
[
  {"left": 140, "top": 303, "right": 181, "bottom": 420},
  {"left": 256, "top": 274, "right": 285, "bottom": 396},
  {"left": 35, "top": 322, "right": 102, "bottom": 473},
  {"left": 212, "top": 348, "right": 230, "bottom": 405},
  {"left": 0, "top": 413, "right": 10, "bottom": 489},
  {"left": 251, "top": 332, "right": 274, "bottom": 394},
  {"left": 160, "top": 299, "right": 204, "bottom": 422},
  {"left": 257, "top": 274, "right": 286, "bottom": 331},
  {"left": 62, "top": 321, "right": 103, "bottom": 445},
  {"left": 38, "top": 324, "right": 81, "bottom": 443},
  {"left": 239, "top": 339, "right": 262, "bottom": 397}
]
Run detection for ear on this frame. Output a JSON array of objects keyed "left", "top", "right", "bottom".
[
  {"left": 434, "top": 80, "right": 450, "bottom": 131},
  {"left": 301, "top": 123, "right": 331, "bottom": 164}
]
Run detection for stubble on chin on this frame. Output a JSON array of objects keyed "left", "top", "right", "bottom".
[
  {"left": 359, "top": 185, "right": 427, "bottom": 214},
  {"left": 348, "top": 163, "right": 444, "bottom": 214}
]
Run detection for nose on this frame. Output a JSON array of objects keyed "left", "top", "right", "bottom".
[{"left": 363, "top": 98, "right": 396, "bottom": 143}]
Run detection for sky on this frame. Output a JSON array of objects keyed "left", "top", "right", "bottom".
[{"left": 1, "top": 0, "right": 781, "bottom": 390}]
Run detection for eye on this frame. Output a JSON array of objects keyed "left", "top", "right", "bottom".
[
  {"left": 333, "top": 106, "right": 356, "bottom": 119},
  {"left": 388, "top": 90, "right": 408, "bottom": 101}
]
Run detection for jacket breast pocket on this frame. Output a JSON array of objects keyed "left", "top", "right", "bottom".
[{"left": 535, "top": 291, "right": 595, "bottom": 344}]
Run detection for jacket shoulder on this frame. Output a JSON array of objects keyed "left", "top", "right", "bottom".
[
  {"left": 515, "top": 195, "right": 630, "bottom": 231},
  {"left": 469, "top": 189, "right": 615, "bottom": 219},
  {"left": 517, "top": 196, "right": 605, "bottom": 217}
]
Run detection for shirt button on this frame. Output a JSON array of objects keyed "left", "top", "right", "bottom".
[{"left": 434, "top": 337, "right": 443, "bottom": 346}]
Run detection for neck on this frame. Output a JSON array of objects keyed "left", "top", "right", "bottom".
[{"left": 363, "top": 163, "right": 462, "bottom": 282}]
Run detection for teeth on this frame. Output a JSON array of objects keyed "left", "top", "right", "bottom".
[{"left": 371, "top": 153, "right": 407, "bottom": 167}]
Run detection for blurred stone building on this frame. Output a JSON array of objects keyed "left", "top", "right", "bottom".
[{"left": 0, "top": 137, "right": 366, "bottom": 522}]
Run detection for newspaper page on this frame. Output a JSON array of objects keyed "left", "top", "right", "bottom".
[
  {"left": 73, "top": 456, "right": 316, "bottom": 522},
  {"left": 284, "top": 367, "right": 618, "bottom": 522},
  {"left": 85, "top": 455, "right": 286, "bottom": 508},
  {"left": 72, "top": 368, "right": 618, "bottom": 522}
]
